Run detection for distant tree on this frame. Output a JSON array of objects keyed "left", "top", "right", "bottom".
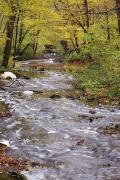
[
  {"left": 115, "top": 0, "right": 120, "bottom": 35},
  {"left": 2, "top": 1, "right": 17, "bottom": 67}
]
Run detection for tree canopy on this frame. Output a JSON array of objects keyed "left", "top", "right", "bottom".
[{"left": 0, "top": 0, "right": 120, "bottom": 66}]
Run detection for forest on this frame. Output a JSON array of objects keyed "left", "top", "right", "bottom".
[
  {"left": 0, "top": 0, "right": 120, "bottom": 179},
  {"left": 0, "top": 0, "right": 120, "bottom": 98}
]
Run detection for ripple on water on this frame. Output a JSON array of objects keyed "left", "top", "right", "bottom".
[{"left": 0, "top": 60, "right": 120, "bottom": 180}]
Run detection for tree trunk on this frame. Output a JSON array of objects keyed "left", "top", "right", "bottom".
[
  {"left": 13, "top": 11, "right": 20, "bottom": 57},
  {"left": 2, "top": 15, "right": 16, "bottom": 67},
  {"left": 60, "top": 40, "right": 69, "bottom": 54},
  {"left": 116, "top": 0, "right": 120, "bottom": 35},
  {"left": 32, "top": 30, "right": 40, "bottom": 56},
  {"left": 106, "top": 12, "right": 111, "bottom": 42},
  {"left": 83, "top": 0, "right": 89, "bottom": 28},
  {"left": 74, "top": 33, "right": 80, "bottom": 53},
  {"left": 19, "top": 43, "right": 30, "bottom": 56}
]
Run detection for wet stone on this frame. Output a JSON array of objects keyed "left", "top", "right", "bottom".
[
  {"left": 31, "top": 162, "right": 40, "bottom": 168},
  {"left": 78, "top": 114, "right": 89, "bottom": 119},
  {"left": 66, "top": 95, "right": 76, "bottom": 100},
  {"left": 0, "top": 111, "right": 11, "bottom": 118},
  {"left": 115, "top": 124, "right": 120, "bottom": 130},
  {"left": 89, "top": 117, "right": 94, "bottom": 123},
  {"left": 70, "top": 139, "right": 85, "bottom": 150},
  {"left": 39, "top": 158, "right": 63, "bottom": 168},
  {"left": 75, "top": 139, "right": 84, "bottom": 146},
  {"left": 110, "top": 109, "right": 115, "bottom": 113},
  {"left": 49, "top": 94, "right": 61, "bottom": 99},
  {"left": 0, "top": 171, "right": 27, "bottom": 180},
  {"left": 0, "top": 143, "right": 9, "bottom": 152},
  {"left": 0, "top": 102, "right": 11, "bottom": 118},
  {"left": 102, "top": 123, "right": 120, "bottom": 135},
  {"left": 89, "top": 110, "right": 96, "bottom": 114},
  {"left": 77, "top": 114, "right": 104, "bottom": 121}
]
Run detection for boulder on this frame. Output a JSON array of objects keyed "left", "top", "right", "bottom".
[{"left": 1, "top": 72, "right": 16, "bottom": 80}]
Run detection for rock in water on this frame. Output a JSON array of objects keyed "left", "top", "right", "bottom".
[
  {"left": 0, "top": 140, "right": 10, "bottom": 147},
  {"left": 48, "top": 58, "right": 54, "bottom": 63},
  {"left": 49, "top": 94, "right": 61, "bottom": 99},
  {"left": 89, "top": 110, "right": 96, "bottom": 114},
  {"left": 1, "top": 72, "right": 16, "bottom": 80},
  {"left": 22, "top": 90, "right": 33, "bottom": 96},
  {"left": 0, "top": 171, "right": 27, "bottom": 180}
]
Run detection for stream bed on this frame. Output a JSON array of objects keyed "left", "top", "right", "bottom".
[{"left": 0, "top": 59, "right": 120, "bottom": 180}]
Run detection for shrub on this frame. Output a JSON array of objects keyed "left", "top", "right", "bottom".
[{"left": 64, "top": 51, "right": 82, "bottom": 63}]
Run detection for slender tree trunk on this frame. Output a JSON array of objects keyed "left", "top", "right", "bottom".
[
  {"left": 32, "top": 30, "right": 40, "bottom": 56},
  {"left": 60, "top": 40, "right": 69, "bottom": 54},
  {"left": 70, "top": 37, "right": 77, "bottom": 53},
  {"left": 13, "top": 11, "right": 20, "bottom": 57},
  {"left": 19, "top": 43, "right": 30, "bottom": 56},
  {"left": 116, "top": 0, "right": 120, "bottom": 35},
  {"left": 106, "top": 12, "right": 111, "bottom": 42},
  {"left": 2, "top": 15, "right": 16, "bottom": 67},
  {"left": 83, "top": 0, "right": 89, "bottom": 28},
  {"left": 70, "top": 36, "right": 80, "bottom": 54},
  {"left": 74, "top": 32, "right": 80, "bottom": 53},
  {"left": 0, "top": 13, "right": 4, "bottom": 28},
  {"left": 33, "top": 42, "right": 38, "bottom": 56}
]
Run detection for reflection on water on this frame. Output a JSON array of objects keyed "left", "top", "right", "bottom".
[{"left": 0, "top": 60, "right": 120, "bottom": 180}]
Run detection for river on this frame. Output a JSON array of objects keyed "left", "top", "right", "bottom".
[{"left": 0, "top": 58, "right": 120, "bottom": 180}]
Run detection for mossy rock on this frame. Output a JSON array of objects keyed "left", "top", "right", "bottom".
[
  {"left": 0, "top": 171, "right": 27, "bottom": 180},
  {"left": 49, "top": 94, "right": 61, "bottom": 99}
]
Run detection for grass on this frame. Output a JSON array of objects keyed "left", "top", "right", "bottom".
[{"left": 65, "top": 50, "right": 120, "bottom": 105}]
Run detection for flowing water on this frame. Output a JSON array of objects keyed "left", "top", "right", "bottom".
[{"left": 0, "top": 59, "right": 120, "bottom": 180}]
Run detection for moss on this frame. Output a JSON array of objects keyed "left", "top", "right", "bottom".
[{"left": 0, "top": 171, "right": 27, "bottom": 180}]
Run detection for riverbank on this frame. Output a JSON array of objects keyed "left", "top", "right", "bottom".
[
  {"left": 65, "top": 62, "right": 120, "bottom": 107},
  {"left": 0, "top": 101, "right": 30, "bottom": 179}
]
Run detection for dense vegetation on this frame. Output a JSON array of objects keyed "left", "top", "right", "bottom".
[{"left": 0, "top": 0, "right": 120, "bottom": 99}]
